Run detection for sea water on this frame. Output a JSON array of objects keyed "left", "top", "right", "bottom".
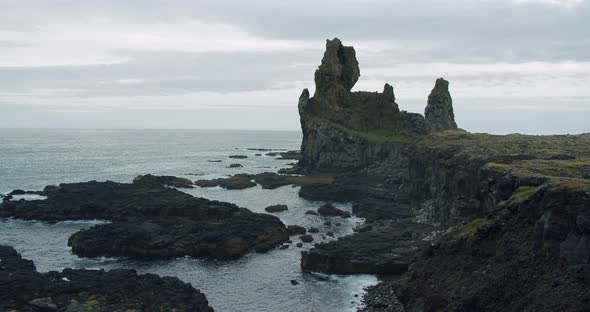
[{"left": 0, "top": 129, "right": 377, "bottom": 312}]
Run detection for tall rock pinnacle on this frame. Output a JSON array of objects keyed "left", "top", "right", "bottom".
[
  {"left": 314, "top": 38, "right": 360, "bottom": 95},
  {"left": 425, "top": 78, "right": 458, "bottom": 132}
]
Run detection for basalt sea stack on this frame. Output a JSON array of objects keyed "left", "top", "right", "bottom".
[{"left": 298, "top": 38, "right": 457, "bottom": 172}]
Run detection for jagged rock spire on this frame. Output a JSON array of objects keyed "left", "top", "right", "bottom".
[
  {"left": 425, "top": 78, "right": 458, "bottom": 132},
  {"left": 314, "top": 38, "right": 360, "bottom": 94}
]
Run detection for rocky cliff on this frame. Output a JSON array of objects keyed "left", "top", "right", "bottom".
[{"left": 299, "top": 38, "right": 455, "bottom": 172}]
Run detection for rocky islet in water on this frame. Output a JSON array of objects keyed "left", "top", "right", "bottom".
[{"left": 1, "top": 177, "right": 288, "bottom": 260}]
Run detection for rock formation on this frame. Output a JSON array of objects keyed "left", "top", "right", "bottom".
[
  {"left": 298, "top": 38, "right": 454, "bottom": 172},
  {"left": 0, "top": 245, "right": 213, "bottom": 311},
  {"left": 0, "top": 177, "right": 289, "bottom": 260},
  {"left": 425, "top": 78, "right": 458, "bottom": 132}
]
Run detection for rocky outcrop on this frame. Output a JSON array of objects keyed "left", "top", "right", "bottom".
[
  {"left": 406, "top": 131, "right": 590, "bottom": 227},
  {"left": 0, "top": 245, "right": 213, "bottom": 312},
  {"left": 195, "top": 172, "right": 334, "bottom": 190},
  {"left": 133, "top": 174, "right": 194, "bottom": 188},
  {"left": 424, "top": 78, "right": 457, "bottom": 132},
  {"left": 0, "top": 177, "right": 288, "bottom": 260},
  {"left": 394, "top": 180, "right": 590, "bottom": 311},
  {"left": 298, "top": 38, "right": 449, "bottom": 172},
  {"left": 68, "top": 211, "right": 288, "bottom": 260},
  {"left": 359, "top": 133, "right": 590, "bottom": 311},
  {"left": 300, "top": 220, "right": 433, "bottom": 275}
]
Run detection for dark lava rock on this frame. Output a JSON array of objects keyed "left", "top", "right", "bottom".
[
  {"left": 326, "top": 232, "right": 334, "bottom": 237},
  {"left": 276, "top": 150, "right": 302, "bottom": 160},
  {"left": 246, "top": 148, "right": 280, "bottom": 152},
  {"left": 28, "top": 298, "right": 57, "bottom": 311},
  {"left": 0, "top": 180, "right": 238, "bottom": 221},
  {"left": 425, "top": 78, "right": 458, "bottom": 133},
  {"left": 299, "top": 235, "right": 314, "bottom": 243},
  {"left": 298, "top": 183, "right": 361, "bottom": 202},
  {"left": 358, "top": 282, "right": 405, "bottom": 312},
  {"left": 265, "top": 204, "right": 288, "bottom": 213},
  {"left": 290, "top": 280, "right": 299, "bottom": 286},
  {"left": 296, "top": 243, "right": 303, "bottom": 248},
  {"left": 0, "top": 180, "right": 288, "bottom": 260},
  {"left": 229, "top": 155, "right": 248, "bottom": 159},
  {"left": 287, "top": 225, "right": 307, "bottom": 236},
  {"left": 0, "top": 245, "right": 213, "bottom": 312},
  {"left": 255, "top": 153, "right": 262, "bottom": 156},
  {"left": 8, "top": 189, "right": 27, "bottom": 195},
  {"left": 352, "top": 198, "right": 413, "bottom": 222},
  {"left": 305, "top": 210, "right": 319, "bottom": 216},
  {"left": 308, "top": 227, "right": 320, "bottom": 233},
  {"left": 317, "top": 203, "right": 348, "bottom": 217},
  {"left": 279, "top": 244, "right": 290, "bottom": 250},
  {"left": 227, "top": 163, "right": 243, "bottom": 168},
  {"left": 297, "top": 38, "right": 430, "bottom": 172},
  {"left": 207, "top": 160, "right": 222, "bottom": 163},
  {"left": 301, "top": 220, "right": 433, "bottom": 275},
  {"left": 393, "top": 183, "right": 590, "bottom": 312},
  {"left": 68, "top": 212, "right": 288, "bottom": 260},
  {"left": 195, "top": 175, "right": 256, "bottom": 190},
  {"left": 133, "top": 174, "right": 194, "bottom": 188}
]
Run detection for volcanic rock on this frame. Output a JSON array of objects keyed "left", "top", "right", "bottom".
[
  {"left": 424, "top": 78, "right": 458, "bottom": 132},
  {"left": 265, "top": 204, "right": 288, "bottom": 213},
  {"left": 287, "top": 225, "right": 307, "bottom": 236},
  {"left": 0, "top": 246, "right": 213, "bottom": 312},
  {"left": 301, "top": 220, "right": 434, "bottom": 275}
]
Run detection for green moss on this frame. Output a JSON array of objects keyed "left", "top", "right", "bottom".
[
  {"left": 306, "top": 114, "right": 415, "bottom": 144},
  {"left": 82, "top": 294, "right": 105, "bottom": 310},
  {"left": 451, "top": 218, "right": 488, "bottom": 240},
  {"left": 508, "top": 186, "right": 542, "bottom": 205},
  {"left": 416, "top": 131, "right": 590, "bottom": 163}
]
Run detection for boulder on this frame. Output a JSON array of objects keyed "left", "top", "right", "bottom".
[
  {"left": 265, "top": 204, "right": 288, "bottom": 213},
  {"left": 299, "top": 235, "right": 314, "bottom": 243},
  {"left": 317, "top": 203, "right": 348, "bottom": 217},
  {"left": 287, "top": 225, "right": 307, "bottom": 236}
]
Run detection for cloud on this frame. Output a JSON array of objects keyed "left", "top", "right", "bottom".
[{"left": 0, "top": 0, "right": 588, "bottom": 133}]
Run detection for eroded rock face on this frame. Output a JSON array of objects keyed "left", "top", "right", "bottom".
[
  {"left": 300, "top": 220, "right": 434, "bottom": 275},
  {"left": 425, "top": 78, "right": 458, "bottom": 132},
  {"left": 0, "top": 246, "right": 213, "bottom": 312},
  {"left": 298, "top": 38, "right": 447, "bottom": 172}
]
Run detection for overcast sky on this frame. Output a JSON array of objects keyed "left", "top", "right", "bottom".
[{"left": 0, "top": 0, "right": 588, "bottom": 134}]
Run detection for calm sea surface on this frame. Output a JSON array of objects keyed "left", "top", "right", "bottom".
[{"left": 0, "top": 129, "right": 377, "bottom": 312}]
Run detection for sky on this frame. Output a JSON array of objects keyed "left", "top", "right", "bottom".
[{"left": 0, "top": 0, "right": 588, "bottom": 134}]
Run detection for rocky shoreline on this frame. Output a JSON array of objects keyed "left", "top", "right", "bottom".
[
  {"left": 0, "top": 245, "right": 213, "bottom": 312},
  {"left": 291, "top": 38, "right": 590, "bottom": 311},
  {"left": 0, "top": 176, "right": 288, "bottom": 260}
]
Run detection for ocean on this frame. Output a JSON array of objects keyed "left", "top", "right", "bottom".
[{"left": 0, "top": 129, "right": 377, "bottom": 312}]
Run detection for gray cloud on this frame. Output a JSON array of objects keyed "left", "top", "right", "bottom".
[{"left": 0, "top": 0, "right": 588, "bottom": 133}]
